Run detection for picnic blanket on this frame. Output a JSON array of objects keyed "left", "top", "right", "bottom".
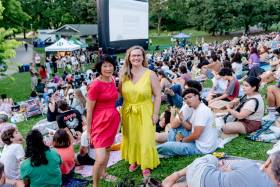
[
  {"left": 75, "top": 151, "right": 122, "bottom": 178},
  {"left": 246, "top": 120, "right": 279, "bottom": 143},
  {"left": 75, "top": 133, "right": 123, "bottom": 177}
]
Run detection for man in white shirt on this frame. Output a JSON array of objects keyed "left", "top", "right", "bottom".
[{"left": 157, "top": 88, "right": 218, "bottom": 156}]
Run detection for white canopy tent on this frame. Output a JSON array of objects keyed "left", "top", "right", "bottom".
[{"left": 45, "top": 38, "right": 80, "bottom": 52}]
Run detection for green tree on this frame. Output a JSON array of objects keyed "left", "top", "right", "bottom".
[
  {"left": 161, "top": 0, "right": 189, "bottom": 31},
  {"left": 231, "top": 0, "right": 263, "bottom": 34},
  {"left": 202, "top": 0, "right": 234, "bottom": 35},
  {"left": 0, "top": 0, "right": 20, "bottom": 75},
  {"left": 149, "top": 0, "right": 168, "bottom": 36},
  {"left": 259, "top": 0, "right": 280, "bottom": 31},
  {"left": 0, "top": 0, "right": 30, "bottom": 32}
]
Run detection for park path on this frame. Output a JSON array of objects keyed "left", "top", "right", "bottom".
[{"left": 5, "top": 43, "right": 34, "bottom": 75}]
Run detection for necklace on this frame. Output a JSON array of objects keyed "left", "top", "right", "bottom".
[{"left": 98, "top": 76, "right": 111, "bottom": 83}]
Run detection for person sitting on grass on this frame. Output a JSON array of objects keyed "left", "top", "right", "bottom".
[
  {"left": 156, "top": 80, "right": 205, "bottom": 145},
  {"left": 52, "top": 129, "right": 75, "bottom": 186},
  {"left": 162, "top": 151, "right": 280, "bottom": 187},
  {"left": 207, "top": 67, "right": 240, "bottom": 104},
  {"left": 157, "top": 88, "right": 218, "bottom": 156},
  {"left": 20, "top": 129, "right": 62, "bottom": 187},
  {"left": 264, "top": 81, "right": 280, "bottom": 121},
  {"left": 0, "top": 128, "right": 25, "bottom": 182},
  {"left": 222, "top": 77, "right": 264, "bottom": 135},
  {"left": 0, "top": 112, "right": 16, "bottom": 148},
  {"left": 56, "top": 100, "right": 83, "bottom": 140},
  {"left": 0, "top": 162, "right": 17, "bottom": 187}
]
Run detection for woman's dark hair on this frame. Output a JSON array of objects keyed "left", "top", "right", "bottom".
[
  {"left": 57, "top": 100, "right": 69, "bottom": 111},
  {"left": 218, "top": 67, "right": 233, "bottom": 77},
  {"left": 186, "top": 80, "right": 202, "bottom": 92},
  {"left": 157, "top": 70, "right": 172, "bottom": 83},
  {"left": 30, "top": 91, "right": 37, "bottom": 98},
  {"left": 179, "top": 65, "right": 187, "bottom": 74},
  {"left": 211, "top": 54, "right": 218, "bottom": 62},
  {"left": 40, "top": 65, "right": 46, "bottom": 71},
  {"left": 250, "top": 47, "right": 259, "bottom": 57},
  {"left": 232, "top": 52, "right": 242, "bottom": 64},
  {"left": 163, "top": 109, "right": 171, "bottom": 125},
  {"left": 95, "top": 55, "right": 116, "bottom": 74},
  {"left": 53, "top": 129, "right": 71, "bottom": 148},
  {"left": 244, "top": 76, "right": 261, "bottom": 92},
  {"left": 1, "top": 128, "right": 16, "bottom": 145},
  {"left": 25, "top": 129, "right": 49, "bottom": 167},
  {"left": 223, "top": 60, "right": 232, "bottom": 69}
]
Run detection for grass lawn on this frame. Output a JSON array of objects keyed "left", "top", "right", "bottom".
[{"left": 0, "top": 33, "right": 275, "bottom": 186}]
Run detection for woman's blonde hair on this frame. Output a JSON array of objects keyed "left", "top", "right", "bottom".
[
  {"left": 120, "top": 45, "right": 148, "bottom": 81},
  {"left": 74, "top": 89, "right": 86, "bottom": 108}
]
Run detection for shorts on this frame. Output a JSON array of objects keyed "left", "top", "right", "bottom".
[{"left": 240, "top": 119, "right": 261, "bottom": 133}]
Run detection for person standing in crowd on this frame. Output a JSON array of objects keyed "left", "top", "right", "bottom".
[
  {"left": 86, "top": 55, "right": 120, "bottom": 187},
  {"left": 34, "top": 53, "right": 41, "bottom": 67},
  {"left": 45, "top": 55, "right": 52, "bottom": 78},
  {"left": 20, "top": 129, "right": 62, "bottom": 187},
  {"left": 119, "top": 46, "right": 161, "bottom": 177},
  {"left": 51, "top": 55, "right": 57, "bottom": 73},
  {"left": 29, "top": 63, "right": 38, "bottom": 91}
]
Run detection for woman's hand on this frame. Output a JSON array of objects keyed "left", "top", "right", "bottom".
[
  {"left": 226, "top": 105, "right": 233, "bottom": 113},
  {"left": 152, "top": 114, "right": 159, "bottom": 125}
]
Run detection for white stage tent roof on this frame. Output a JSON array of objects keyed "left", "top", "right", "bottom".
[{"left": 45, "top": 38, "right": 80, "bottom": 52}]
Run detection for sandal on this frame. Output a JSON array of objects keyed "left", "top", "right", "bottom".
[
  {"left": 129, "top": 164, "right": 138, "bottom": 172},
  {"left": 142, "top": 169, "right": 151, "bottom": 177},
  {"left": 101, "top": 173, "right": 118, "bottom": 182}
]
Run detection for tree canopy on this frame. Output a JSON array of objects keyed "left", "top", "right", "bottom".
[
  {"left": 149, "top": 0, "right": 280, "bottom": 35},
  {"left": 0, "top": 0, "right": 20, "bottom": 75}
]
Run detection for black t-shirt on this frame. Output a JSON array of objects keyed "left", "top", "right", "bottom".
[
  {"left": 56, "top": 109, "right": 83, "bottom": 132},
  {"left": 47, "top": 104, "right": 58, "bottom": 122}
]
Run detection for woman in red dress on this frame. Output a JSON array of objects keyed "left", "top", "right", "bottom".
[{"left": 86, "top": 55, "right": 120, "bottom": 187}]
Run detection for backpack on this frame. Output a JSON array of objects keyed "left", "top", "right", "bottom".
[{"left": 223, "top": 96, "right": 259, "bottom": 123}]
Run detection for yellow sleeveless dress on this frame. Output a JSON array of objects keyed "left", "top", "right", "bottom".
[{"left": 121, "top": 70, "right": 160, "bottom": 170}]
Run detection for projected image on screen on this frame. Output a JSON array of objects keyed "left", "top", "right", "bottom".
[{"left": 109, "top": 0, "right": 148, "bottom": 42}]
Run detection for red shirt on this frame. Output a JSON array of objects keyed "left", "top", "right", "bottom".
[
  {"left": 39, "top": 69, "right": 47, "bottom": 80},
  {"left": 55, "top": 146, "right": 75, "bottom": 174}
]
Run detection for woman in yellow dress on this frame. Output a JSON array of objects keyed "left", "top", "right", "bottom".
[{"left": 119, "top": 46, "right": 161, "bottom": 177}]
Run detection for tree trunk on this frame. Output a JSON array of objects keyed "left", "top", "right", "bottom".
[
  {"left": 23, "top": 28, "right": 26, "bottom": 39},
  {"left": 245, "top": 24, "right": 250, "bottom": 35},
  {"left": 157, "top": 15, "right": 162, "bottom": 36}
]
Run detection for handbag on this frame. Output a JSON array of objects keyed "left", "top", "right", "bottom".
[{"left": 223, "top": 96, "right": 259, "bottom": 123}]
